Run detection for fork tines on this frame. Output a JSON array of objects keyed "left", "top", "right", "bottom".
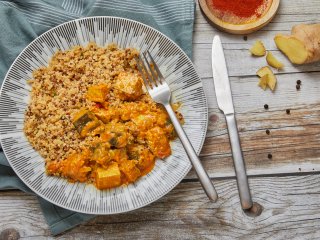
[{"left": 135, "top": 51, "right": 164, "bottom": 89}]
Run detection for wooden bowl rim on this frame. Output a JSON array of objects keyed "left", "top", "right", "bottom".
[{"left": 198, "top": 0, "right": 280, "bottom": 34}]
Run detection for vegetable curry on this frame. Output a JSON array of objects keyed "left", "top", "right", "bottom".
[{"left": 46, "top": 71, "right": 182, "bottom": 190}]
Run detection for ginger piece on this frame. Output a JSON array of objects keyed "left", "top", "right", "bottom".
[
  {"left": 250, "top": 40, "right": 266, "bottom": 56},
  {"left": 266, "top": 73, "right": 277, "bottom": 91},
  {"left": 266, "top": 52, "right": 284, "bottom": 69},
  {"left": 257, "top": 66, "right": 272, "bottom": 78},
  {"left": 274, "top": 23, "right": 320, "bottom": 64},
  {"left": 258, "top": 74, "right": 268, "bottom": 90},
  {"left": 257, "top": 66, "right": 277, "bottom": 91}
]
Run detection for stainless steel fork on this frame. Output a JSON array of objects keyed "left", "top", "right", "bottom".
[{"left": 136, "top": 51, "right": 218, "bottom": 202}]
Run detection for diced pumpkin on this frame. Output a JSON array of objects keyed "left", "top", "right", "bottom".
[
  {"left": 95, "top": 162, "right": 121, "bottom": 189},
  {"left": 128, "top": 145, "right": 155, "bottom": 176},
  {"left": 92, "top": 143, "right": 111, "bottom": 166},
  {"left": 90, "top": 125, "right": 106, "bottom": 137},
  {"left": 86, "top": 84, "right": 109, "bottom": 103},
  {"left": 99, "top": 131, "right": 128, "bottom": 149},
  {"left": 120, "top": 160, "right": 141, "bottom": 183},
  {"left": 92, "top": 108, "right": 113, "bottom": 123},
  {"left": 156, "top": 111, "right": 169, "bottom": 126},
  {"left": 127, "top": 144, "right": 142, "bottom": 160},
  {"left": 132, "top": 114, "right": 155, "bottom": 131},
  {"left": 127, "top": 144, "right": 155, "bottom": 172},
  {"left": 81, "top": 121, "right": 101, "bottom": 137},
  {"left": 73, "top": 109, "right": 92, "bottom": 131},
  {"left": 109, "top": 149, "right": 128, "bottom": 164},
  {"left": 59, "top": 149, "right": 92, "bottom": 183},
  {"left": 145, "top": 126, "right": 171, "bottom": 159},
  {"left": 72, "top": 109, "right": 100, "bottom": 137},
  {"left": 100, "top": 123, "right": 129, "bottom": 148}
]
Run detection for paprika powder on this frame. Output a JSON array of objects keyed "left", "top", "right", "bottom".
[{"left": 211, "top": 0, "right": 265, "bottom": 18}]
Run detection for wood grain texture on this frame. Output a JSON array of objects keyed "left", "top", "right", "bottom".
[
  {"left": 187, "top": 72, "right": 320, "bottom": 179},
  {"left": 0, "top": 0, "right": 320, "bottom": 238},
  {"left": 1, "top": 175, "right": 320, "bottom": 239},
  {"left": 193, "top": 0, "right": 320, "bottom": 78},
  {"left": 192, "top": 0, "right": 320, "bottom": 178}
]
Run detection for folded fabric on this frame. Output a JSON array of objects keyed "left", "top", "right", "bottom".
[{"left": 0, "top": 0, "right": 195, "bottom": 236}]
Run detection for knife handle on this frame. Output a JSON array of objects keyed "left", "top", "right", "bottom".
[{"left": 225, "top": 113, "right": 253, "bottom": 210}]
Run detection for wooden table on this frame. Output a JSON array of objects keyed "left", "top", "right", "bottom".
[{"left": 1, "top": 1, "right": 320, "bottom": 239}]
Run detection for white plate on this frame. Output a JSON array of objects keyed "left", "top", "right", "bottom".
[{"left": 0, "top": 17, "right": 208, "bottom": 214}]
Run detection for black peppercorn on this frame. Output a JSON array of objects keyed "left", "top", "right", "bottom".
[
  {"left": 286, "top": 109, "right": 290, "bottom": 114},
  {"left": 266, "top": 129, "right": 270, "bottom": 135},
  {"left": 296, "top": 84, "right": 301, "bottom": 90},
  {"left": 264, "top": 104, "right": 269, "bottom": 110},
  {"left": 243, "top": 36, "right": 248, "bottom": 41},
  {"left": 268, "top": 153, "right": 272, "bottom": 159},
  {"left": 297, "top": 80, "right": 301, "bottom": 85}
]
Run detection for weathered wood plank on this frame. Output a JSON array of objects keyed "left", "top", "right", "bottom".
[
  {"left": 185, "top": 103, "right": 320, "bottom": 179},
  {"left": 191, "top": 0, "right": 320, "bottom": 178},
  {"left": 193, "top": 47, "right": 320, "bottom": 78},
  {"left": 194, "top": 17, "right": 320, "bottom": 45},
  {"left": 1, "top": 175, "right": 320, "bottom": 239},
  {"left": 181, "top": 70, "right": 320, "bottom": 178},
  {"left": 1, "top": 1, "right": 320, "bottom": 239},
  {"left": 203, "top": 72, "right": 320, "bottom": 113},
  {"left": 193, "top": 0, "right": 320, "bottom": 78}
]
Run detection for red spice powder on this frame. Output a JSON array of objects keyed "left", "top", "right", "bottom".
[{"left": 211, "top": 0, "right": 264, "bottom": 18}]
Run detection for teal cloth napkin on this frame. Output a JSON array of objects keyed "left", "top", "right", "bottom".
[{"left": 0, "top": 0, "right": 195, "bottom": 236}]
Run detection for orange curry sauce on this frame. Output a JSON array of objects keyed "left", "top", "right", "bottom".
[{"left": 46, "top": 72, "right": 182, "bottom": 190}]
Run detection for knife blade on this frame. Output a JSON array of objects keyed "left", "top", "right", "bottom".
[
  {"left": 211, "top": 35, "right": 253, "bottom": 210},
  {"left": 211, "top": 36, "right": 234, "bottom": 115}
]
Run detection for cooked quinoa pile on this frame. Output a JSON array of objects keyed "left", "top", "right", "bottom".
[{"left": 24, "top": 43, "right": 140, "bottom": 162}]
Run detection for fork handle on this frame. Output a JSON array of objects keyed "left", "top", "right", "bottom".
[{"left": 165, "top": 104, "right": 218, "bottom": 202}]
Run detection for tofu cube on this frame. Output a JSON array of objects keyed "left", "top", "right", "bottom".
[
  {"left": 114, "top": 72, "right": 143, "bottom": 100},
  {"left": 95, "top": 162, "right": 121, "bottom": 189}
]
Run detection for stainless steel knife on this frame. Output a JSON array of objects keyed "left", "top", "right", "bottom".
[{"left": 211, "top": 35, "right": 253, "bottom": 210}]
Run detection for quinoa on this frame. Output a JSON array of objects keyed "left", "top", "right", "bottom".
[{"left": 24, "top": 43, "right": 140, "bottom": 163}]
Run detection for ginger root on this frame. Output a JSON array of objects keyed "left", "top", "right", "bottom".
[
  {"left": 266, "top": 52, "right": 284, "bottom": 69},
  {"left": 257, "top": 66, "right": 277, "bottom": 91},
  {"left": 274, "top": 23, "right": 320, "bottom": 64},
  {"left": 258, "top": 74, "right": 269, "bottom": 90},
  {"left": 250, "top": 40, "right": 266, "bottom": 56}
]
